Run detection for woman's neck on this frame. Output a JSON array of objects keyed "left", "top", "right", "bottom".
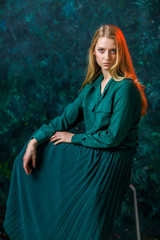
[{"left": 101, "top": 70, "right": 112, "bottom": 81}]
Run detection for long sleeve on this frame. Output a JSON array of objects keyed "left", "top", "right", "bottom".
[
  {"left": 71, "top": 81, "right": 142, "bottom": 148},
  {"left": 32, "top": 87, "right": 85, "bottom": 145}
]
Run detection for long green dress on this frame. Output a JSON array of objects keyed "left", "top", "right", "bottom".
[{"left": 3, "top": 73, "right": 142, "bottom": 240}]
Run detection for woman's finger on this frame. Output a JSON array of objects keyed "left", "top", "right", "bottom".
[
  {"left": 32, "top": 155, "right": 36, "bottom": 168},
  {"left": 49, "top": 135, "right": 55, "bottom": 140},
  {"left": 27, "top": 167, "right": 32, "bottom": 175},
  {"left": 53, "top": 139, "right": 63, "bottom": 145},
  {"left": 50, "top": 135, "right": 62, "bottom": 141},
  {"left": 24, "top": 165, "right": 31, "bottom": 175},
  {"left": 49, "top": 136, "right": 55, "bottom": 142}
]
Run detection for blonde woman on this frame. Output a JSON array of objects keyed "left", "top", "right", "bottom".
[{"left": 4, "top": 24, "right": 148, "bottom": 240}]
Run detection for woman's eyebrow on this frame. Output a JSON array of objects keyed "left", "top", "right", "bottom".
[{"left": 97, "top": 46, "right": 117, "bottom": 49}]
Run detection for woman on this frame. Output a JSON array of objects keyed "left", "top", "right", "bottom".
[{"left": 4, "top": 24, "right": 148, "bottom": 240}]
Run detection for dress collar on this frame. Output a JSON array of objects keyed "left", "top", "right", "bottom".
[
  {"left": 92, "top": 73, "right": 113, "bottom": 88},
  {"left": 92, "top": 73, "right": 104, "bottom": 88}
]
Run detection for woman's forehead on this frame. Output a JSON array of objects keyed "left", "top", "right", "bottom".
[{"left": 96, "top": 37, "right": 116, "bottom": 48}]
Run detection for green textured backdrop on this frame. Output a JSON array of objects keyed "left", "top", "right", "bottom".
[{"left": 0, "top": 0, "right": 159, "bottom": 239}]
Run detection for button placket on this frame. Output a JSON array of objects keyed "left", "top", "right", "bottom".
[{"left": 96, "top": 77, "right": 113, "bottom": 108}]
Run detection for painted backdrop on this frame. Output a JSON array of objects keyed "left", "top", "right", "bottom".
[{"left": 0, "top": 0, "right": 159, "bottom": 239}]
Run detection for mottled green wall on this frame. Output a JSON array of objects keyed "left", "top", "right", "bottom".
[{"left": 0, "top": 0, "right": 159, "bottom": 238}]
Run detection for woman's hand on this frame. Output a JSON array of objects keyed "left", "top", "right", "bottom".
[
  {"left": 23, "top": 138, "right": 38, "bottom": 175},
  {"left": 49, "top": 131, "right": 75, "bottom": 145}
]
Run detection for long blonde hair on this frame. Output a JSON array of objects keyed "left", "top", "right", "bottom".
[{"left": 81, "top": 24, "right": 148, "bottom": 118}]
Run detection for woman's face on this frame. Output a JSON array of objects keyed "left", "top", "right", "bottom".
[{"left": 93, "top": 37, "right": 117, "bottom": 71}]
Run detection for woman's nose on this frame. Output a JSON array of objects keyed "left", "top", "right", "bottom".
[{"left": 104, "top": 51, "right": 110, "bottom": 60}]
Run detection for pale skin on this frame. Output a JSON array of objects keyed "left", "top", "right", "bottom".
[
  {"left": 23, "top": 133, "right": 74, "bottom": 175},
  {"left": 93, "top": 37, "right": 117, "bottom": 94},
  {"left": 23, "top": 37, "right": 117, "bottom": 175}
]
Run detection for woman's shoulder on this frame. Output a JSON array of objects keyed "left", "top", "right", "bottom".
[
  {"left": 79, "top": 83, "right": 92, "bottom": 94},
  {"left": 114, "top": 78, "right": 141, "bottom": 98},
  {"left": 115, "top": 77, "right": 133, "bottom": 85},
  {"left": 115, "top": 78, "right": 138, "bottom": 89}
]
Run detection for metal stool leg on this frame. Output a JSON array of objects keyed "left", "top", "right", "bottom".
[{"left": 129, "top": 184, "right": 141, "bottom": 240}]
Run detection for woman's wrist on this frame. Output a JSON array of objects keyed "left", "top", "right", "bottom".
[{"left": 30, "top": 138, "right": 38, "bottom": 147}]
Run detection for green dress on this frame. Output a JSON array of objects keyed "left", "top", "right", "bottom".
[{"left": 3, "top": 73, "right": 142, "bottom": 240}]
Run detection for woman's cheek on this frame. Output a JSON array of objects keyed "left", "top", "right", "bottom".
[{"left": 95, "top": 54, "right": 102, "bottom": 66}]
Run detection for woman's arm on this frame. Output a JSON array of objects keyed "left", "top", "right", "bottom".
[
  {"left": 31, "top": 86, "right": 85, "bottom": 145},
  {"left": 23, "top": 85, "right": 85, "bottom": 175},
  {"left": 71, "top": 81, "right": 142, "bottom": 148},
  {"left": 23, "top": 138, "right": 38, "bottom": 175}
]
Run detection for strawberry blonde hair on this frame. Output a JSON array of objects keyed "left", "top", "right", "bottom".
[{"left": 81, "top": 24, "right": 148, "bottom": 118}]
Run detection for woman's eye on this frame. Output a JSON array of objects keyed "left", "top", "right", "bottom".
[
  {"left": 111, "top": 49, "right": 116, "bottom": 53},
  {"left": 98, "top": 49, "right": 104, "bottom": 53}
]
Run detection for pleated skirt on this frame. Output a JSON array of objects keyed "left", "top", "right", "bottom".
[{"left": 3, "top": 134, "right": 136, "bottom": 240}]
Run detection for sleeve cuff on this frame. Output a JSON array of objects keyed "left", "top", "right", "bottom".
[
  {"left": 71, "top": 134, "right": 85, "bottom": 144},
  {"left": 31, "top": 130, "right": 49, "bottom": 145}
]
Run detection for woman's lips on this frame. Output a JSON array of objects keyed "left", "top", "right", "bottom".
[{"left": 103, "top": 63, "right": 111, "bottom": 65}]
